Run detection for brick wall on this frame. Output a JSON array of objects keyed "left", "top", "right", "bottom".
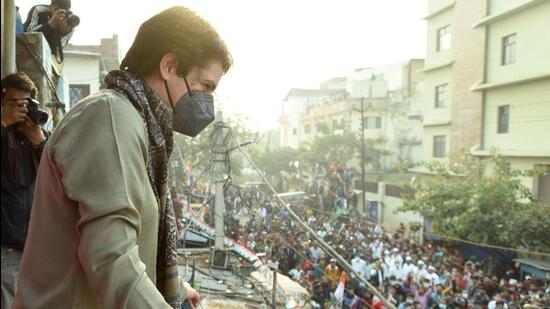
[{"left": 99, "top": 34, "right": 119, "bottom": 60}]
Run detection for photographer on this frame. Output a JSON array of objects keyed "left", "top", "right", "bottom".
[
  {"left": 24, "top": 0, "right": 79, "bottom": 62},
  {"left": 1, "top": 72, "right": 48, "bottom": 308}
]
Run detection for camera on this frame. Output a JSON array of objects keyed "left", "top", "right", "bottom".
[
  {"left": 64, "top": 10, "right": 80, "bottom": 28},
  {"left": 26, "top": 98, "right": 49, "bottom": 125}
]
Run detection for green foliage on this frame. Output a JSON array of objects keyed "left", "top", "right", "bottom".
[
  {"left": 298, "top": 129, "right": 359, "bottom": 172},
  {"left": 399, "top": 154, "right": 550, "bottom": 251},
  {"left": 315, "top": 122, "right": 331, "bottom": 135},
  {"left": 251, "top": 147, "right": 299, "bottom": 177},
  {"left": 363, "top": 137, "right": 392, "bottom": 171}
]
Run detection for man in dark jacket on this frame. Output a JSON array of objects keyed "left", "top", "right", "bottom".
[
  {"left": 24, "top": 0, "right": 77, "bottom": 62},
  {"left": 1, "top": 72, "right": 47, "bottom": 308}
]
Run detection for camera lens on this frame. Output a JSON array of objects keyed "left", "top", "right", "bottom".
[
  {"left": 36, "top": 111, "right": 49, "bottom": 125},
  {"left": 66, "top": 12, "right": 80, "bottom": 28},
  {"left": 68, "top": 15, "right": 80, "bottom": 27}
]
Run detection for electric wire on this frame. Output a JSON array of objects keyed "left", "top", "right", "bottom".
[
  {"left": 16, "top": 37, "right": 66, "bottom": 117},
  {"left": 273, "top": 234, "right": 376, "bottom": 309},
  {"left": 230, "top": 134, "right": 398, "bottom": 309}
]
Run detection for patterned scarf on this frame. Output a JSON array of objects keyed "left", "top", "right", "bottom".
[{"left": 104, "top": 70, "right": 181, "bottom": 308}]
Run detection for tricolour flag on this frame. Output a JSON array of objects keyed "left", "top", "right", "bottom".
[
  {"left": 330, "top": 271, "right": 346, "bottom": 308},
  {"left": 186, "top": 161, "right": 193, "bottom": 187}
]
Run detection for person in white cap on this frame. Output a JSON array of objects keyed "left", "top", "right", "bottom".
[
  {"left": 425, "top": 265, "right": 439, "bottom": 286},
  {"left": 416, "top": 260, "right": 428, "bottom": 281},
  {"left": 387, "top": 258, "right": 404, "bottom": 280},
  {"left": 403, "top": 256, "right": 417, "bottom": 278},
  {"left": 391, "top": 247, "right": 403, "bottom": 268}
]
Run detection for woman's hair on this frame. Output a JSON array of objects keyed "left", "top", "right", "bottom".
[
  {"left": 121, "top": 6, "right": 232, "bottom": 78},
  {"left": 1, "top": 72, "right": 37, "bottom": 100}
]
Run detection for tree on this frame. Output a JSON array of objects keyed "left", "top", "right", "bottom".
[
  {"left": 363, "top": 137, "right": 392, "bottom": 171},
  {"left": 398, "top": 154, "right": 550, "bottom": 251},
  {"left": 251, "top": 147, "right": 299, "bottom": 177},
  {"left": 298, "top": 129, "right": 358, "bottom": 173}
]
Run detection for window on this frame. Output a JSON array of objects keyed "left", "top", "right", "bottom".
[
  {"left": 497, "top": 105, "right": 510, "bottom": 134},
  {"left": 437, "top": 25, "right": 451, "bottom": 51},
  {"left": 408, "top": 115, "right": 423, "bottom": 121},
  {"left": 316, "top": 122, "right": 329, "bottom": 134},
  {"left": 69, "top": 84, "right": 90, "bottom": 108},
  {"left": 502, "top": 34, "right": 516, "bottom": 65},
  {"left": 304, "top": 124, "right": 311, "bottom": 134},
  {"left": 435, "top": 84, "right": 449, "bottom": 108},
  {"left": 537, "top": 165, "right": 550, "bottom": 203},
  {"left": 332, "top": 119, "right": 343, "bottom": 130},
  {"left": 433, "top": 135, "right": 446, "bottom": 158},
  {"left": 364, "top": 116, "right": 382, "bottom": 129},
  {"left": 292, "top": 128, "right": 297, "bottom": 135}
]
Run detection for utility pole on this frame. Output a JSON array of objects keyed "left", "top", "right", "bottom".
[
  {"left": 213, "top": 111, "right": 226, "bottom": 250},
  {"left": 354, "top": 78, "right": 373, "bottom": 212},
  {"left": 359, "top": 97, "right": 366, "bottom": 213},
  {"left": 354, "top": 97, "right": 366, "bottom": 212},
  {"left": 272, "top": 270, "right": 277, "bottom": 309},
  {"left": 268, "top": 262, "right": 278, "bottom": 309},
  {"left": 174, "top": 144, "right": 190, "bottom": 210}
]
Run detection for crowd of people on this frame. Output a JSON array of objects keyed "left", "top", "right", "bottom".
[
  {"left": 189, "top": 180, "right": 550, "bottom": 309},
  {"left": 2, "top": 1, "right": 548, "bottom": 308}
]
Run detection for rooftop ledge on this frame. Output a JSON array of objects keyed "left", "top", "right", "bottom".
[
  {"left": 473, "top": 0, "right": 546, "bottom": 28},
  {"left": 423, "top": 1, "right": 455, "bottom": 20},
  {"left": 470, "top": 72, "right": 550, "bottom": 91},
  {"left": 418, "top": 60, "right": 454, "bottom": 73},
  {"left": 470, "top": 146, "right": 550, "bottom": 158},
  {"left": 424, "top": 120, "right": 451, "bottom": 127}
]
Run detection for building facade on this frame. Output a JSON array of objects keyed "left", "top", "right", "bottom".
[
  {"left": 279, "top": 88, "right": 346, "bottom": 149},
  {"left": 279, "top": 59, "right": 426, "bottom": 170},
  {"left": 61, "top": 50, "right": 101, "bottom": 109},
  {"left": 422, "top": 0, "right": 550, "bottom": 201},
  {"left": 62, "top": 34, "right": 121, "bottom": 109}
]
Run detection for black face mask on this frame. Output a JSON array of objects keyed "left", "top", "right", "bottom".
[{"left": 164, "top": 76, "right": 215, "bottom": 137}]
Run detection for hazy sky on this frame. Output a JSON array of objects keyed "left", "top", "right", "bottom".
[{"left": 19, "top": 0, "right": 427, "bottom": 132}]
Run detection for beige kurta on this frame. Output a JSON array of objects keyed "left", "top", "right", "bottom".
[{"left": 13, "top": 90, "right": 172, "bottom": 308}]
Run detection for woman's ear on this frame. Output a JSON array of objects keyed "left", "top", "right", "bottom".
[{"left": 159, "top": 53, "right": 179, "bottom": 81}]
